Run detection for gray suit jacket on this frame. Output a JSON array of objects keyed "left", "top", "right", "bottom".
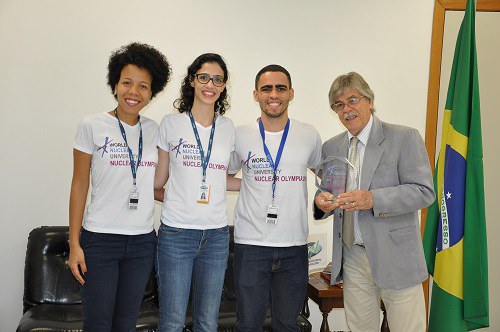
[{"left": 314, "top": 116, "right": 435, "bottom": 290}]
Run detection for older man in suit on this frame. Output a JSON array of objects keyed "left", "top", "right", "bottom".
[{"left": 314, "top": 72, "right": 435, "bottom": 332}]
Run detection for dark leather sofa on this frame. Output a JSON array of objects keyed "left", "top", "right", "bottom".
[{"left": 17, "top": 226, "right": 312, "bottom": 331}]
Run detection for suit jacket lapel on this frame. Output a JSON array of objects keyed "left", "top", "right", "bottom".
[
  {"left": 338, "top": 132, "right": 349, "bottom": 159},
  {"left": 360, "top": 116, "right": 385, "bottom": 190}
]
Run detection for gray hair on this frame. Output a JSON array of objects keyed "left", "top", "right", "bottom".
[{"left": 328, "top": 72, "right": 375, "bottom": 113}]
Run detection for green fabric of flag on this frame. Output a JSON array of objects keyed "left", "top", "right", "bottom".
[{"left": 422, "top": 0, "right": 489, "bottom": 330}]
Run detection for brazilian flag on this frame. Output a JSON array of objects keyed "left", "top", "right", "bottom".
[{"left": 422, "top": 0, "right": 489, "bottom": 330}]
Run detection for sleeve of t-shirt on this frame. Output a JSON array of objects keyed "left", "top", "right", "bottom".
[
  {"left": 229, "top": 121, "right": 235, "bottom": 153},
  {"left": 229, "top": 149, "right": 241, "bottom": 175},
  {"left": 157, "top": 116, "right": 170, "bottom": 152},
  {"left": 228, "top": 125, "right": 241, "bottom": 174},
  {"left": 74, "top": 117, "right": 94, "bottom": 155},
  {"left": 308, "top": 128, "right": 323, "bottom": 169}
]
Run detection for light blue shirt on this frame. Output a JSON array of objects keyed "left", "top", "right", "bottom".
[{"left": 347, "top": 115, "right": 374, "bottom": 245}]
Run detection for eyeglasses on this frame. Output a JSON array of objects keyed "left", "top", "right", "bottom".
[
  {"left": 331, "top": 95, "right": 366, "bottom": 112},
  {"left": 194, "top": 73, "right": 225, "bottom": 87}
]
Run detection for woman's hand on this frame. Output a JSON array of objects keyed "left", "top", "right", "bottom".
[
  {"left": 68, "top": 245, "right": 87, "bottom": 285},
  {"left": 154, "top": 148, "right": 170, "bottom": 202},
  {"left": 69, "top": 149, "right": 92, "bottom": 285}
]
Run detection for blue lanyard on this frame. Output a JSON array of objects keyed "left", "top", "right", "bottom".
[
  {"left": 114, "top": 109, "right": 142, "bottom": 186},
  {"left": 258, "top": 118, "right": 290, "bottom": 200},
  {"left": 188, "top": 111, "right": 216, "bottom": 182}
]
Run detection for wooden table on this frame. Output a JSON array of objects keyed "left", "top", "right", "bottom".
[{"left": 305, "top": 272, "right": 389, "bottom": 332}]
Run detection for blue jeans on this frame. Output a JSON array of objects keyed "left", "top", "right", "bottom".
[
  {"left": 80, "top": 229, "right": 156, "bottom": 332},
  {"left": 156, "top": 223, "right": 229, "bottom": 332},
  {"left": 234, "top": 244, "right": 308, "bottom": 332}
]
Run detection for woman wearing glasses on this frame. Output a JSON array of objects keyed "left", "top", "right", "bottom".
[
  {"left": 68, "top": 43, "right": 171, "bottom": 331},
  {"left": 154, "top": 53, "right": 240, "bottom": 331}
]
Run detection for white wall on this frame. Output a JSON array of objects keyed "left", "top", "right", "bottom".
[
  {"left": 0, "top": 0, "right": 435, "bottom": 330},
  {"left": 436, "top": 10, "right": 500, "bottom": 331}
]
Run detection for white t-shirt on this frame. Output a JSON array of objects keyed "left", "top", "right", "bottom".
[
  {"left": 229, "top": 119, "right": 322, "bottom": 247},
  {"left": 158, "top": 113, "right": 235, "bottom": 229},
  {"left": 74, "top": 112, "right": 158, "bottom": 235}
]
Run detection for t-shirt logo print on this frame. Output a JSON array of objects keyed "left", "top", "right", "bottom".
[
  {"left": 172, "top": 138, "right": 186, "bottom": 158},
  {"left": 97, "top": 137, "right": 113, "bottom": 157},
  {"left": 243, "top": 151, "right": 255, "bottom": 171}
]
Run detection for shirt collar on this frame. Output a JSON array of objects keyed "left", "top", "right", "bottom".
[{"left": 348, "top": 114, "right": 373, "bottom": 146}]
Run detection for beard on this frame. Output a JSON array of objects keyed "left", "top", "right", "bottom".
[{"left": 260, "top": 102, "right": 288, "bottom": 119}]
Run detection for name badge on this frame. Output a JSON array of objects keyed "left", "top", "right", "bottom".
[
  {"left": 266, "top": 204, "right": 279, "bottom": 224},
  {"left": 129, "top": 187, "right": 140, "bottom": 210},
  {"left": 197, "top": 182, "right": 210, "bottom": 204}
]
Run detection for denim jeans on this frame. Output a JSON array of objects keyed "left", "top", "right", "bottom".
[
  {"left": 234, "top": 244, "right": 308, "bottom": 332},
  {"left": 156, "top": 223, "right": 230, "bottom": 332},
  {"left": 80, "top": 229, "right": 156, "bottom": 332}
]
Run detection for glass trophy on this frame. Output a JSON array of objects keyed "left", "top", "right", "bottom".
[{"left": 314, "top": 156, "right": 355, "bottom": 200}]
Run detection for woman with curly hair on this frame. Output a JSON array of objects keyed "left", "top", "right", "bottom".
[
  {"left": 68, "top": 42, "right": 171, "bottom": 331},
  {"left": 154, "top": 53, "right": 240, "bottom": 331}
]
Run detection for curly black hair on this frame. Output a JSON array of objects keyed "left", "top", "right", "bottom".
[
  {"left": 107, "top": 42, "right": 171, "bottom": 99},
  {"left": 174, "top": 53, "right": 230, "bottom": 115}
]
